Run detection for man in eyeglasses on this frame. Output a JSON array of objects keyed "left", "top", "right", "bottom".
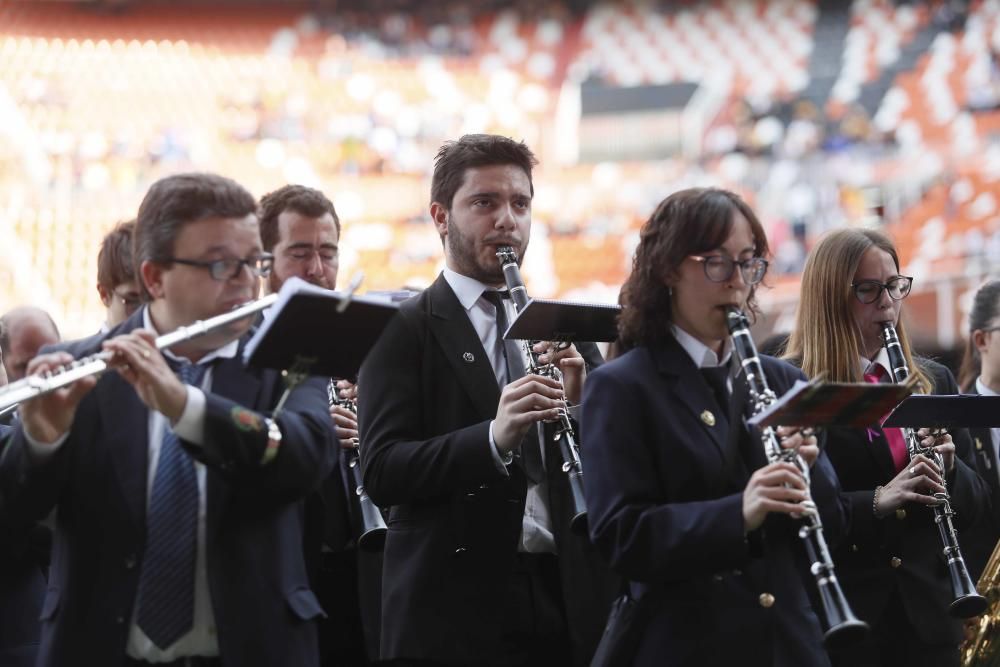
[
  {"left": 258, "top": 184, "right": 378, "bottom": 666},
  {"left": 97, "top": 220, "right": 142, "bottom": 331},
  {"left": 0, "top": 172, "right": 337, "bottom": 667}
]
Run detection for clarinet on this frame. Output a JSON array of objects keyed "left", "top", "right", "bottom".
[
  {"left": 328, "top": 382, "right": 387, "bottom": 552},
  {"left": 880, "top": 323, "right": 988, "bottom": 618},
  {"left": 727, "top": 308, "right": 869, "bottom": 648},
  {"left": 495, "top": 245, "right": 587, "bottom": 535}
]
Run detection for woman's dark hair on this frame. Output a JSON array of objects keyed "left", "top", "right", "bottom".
[
  {"left": 959, "top": 279, "right": 1000, "bottom": 391},
  {"left": 617, "top": 187, "right": 769, "bottom": 350}
]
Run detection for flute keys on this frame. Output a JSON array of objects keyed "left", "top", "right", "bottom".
[{"left": 700, "top": 410, "right": 716, "bottom": 427}]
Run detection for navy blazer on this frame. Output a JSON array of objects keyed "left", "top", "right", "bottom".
[
  {"left": 358, "top": 273, "right": 617, "bottom": 666},
  {"left": 0, "top": 309, "right": 338, "bottom": 667},
  {"left": 822, "top": 359, "right": 989, "bottom": 646},
  {"left": 0, "top": 423, "right": 45, "bottom": 667},
  {"left": 582, "top": 337, "right": 847, "bottom": 667}
]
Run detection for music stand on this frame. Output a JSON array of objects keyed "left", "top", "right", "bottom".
[
  {"left": 883, "top": 395, "right": 1000, "bottom": 429},
  {"left": 504, "top": 298, "right": 620, "bottom": 343},
  {"left": 747, "top": 380, "right": 914, "bottom": 429},
  {"left": 243, "top": 277, "right": 400, "bottom": 413}
]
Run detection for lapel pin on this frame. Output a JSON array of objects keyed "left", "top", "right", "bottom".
[
  {"left": 700, "top": 410, "right": 716, "bottom": 427},
  {"left": 462, "top": 352, "right": 475, "bottom": 363}
]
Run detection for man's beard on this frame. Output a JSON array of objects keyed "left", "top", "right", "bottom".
[
  {"left": 447, "top": 218, "right": 524, "bottom": 286},
  {"left": 269, "top": 270, "right": 332, "bottom": 293}
]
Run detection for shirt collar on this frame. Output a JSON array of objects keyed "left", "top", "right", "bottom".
[
  {"left": 442, "top": 267, "right": 500, "bottom": 311},
  {"left": 670, "top": 324, "right": 732, "bottom": 369},
  {"left": 142, "top": 306, "right": 240, "bottom": 365},
  {"left": 977, "top": 377, "right": 999, "bottom": 397},
  {"left": 860, "top": 348, "right": 892, "bottom": 377}
]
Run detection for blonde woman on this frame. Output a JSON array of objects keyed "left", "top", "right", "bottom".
[{"left": 785, "top": 228, "right": 989, "bottom": 667}]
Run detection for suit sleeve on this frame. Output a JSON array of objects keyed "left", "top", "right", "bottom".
[
  {"left": 181, "top": 375, "right": 338, "bottom": 506},
  {"left": 0, "top": 417, "right": 82, "bottom": 525},
  {"left": 358, "top": 308, "right": 509, "bottom": 507},
  {"left": 581, "top": 365, "right": 751, "bottom": 584}
]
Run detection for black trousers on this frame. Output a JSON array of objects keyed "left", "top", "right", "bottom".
[{"left": 385, "top": 552, "right": 572, "bottom": 667}]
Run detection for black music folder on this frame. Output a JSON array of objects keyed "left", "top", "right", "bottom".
[
  {"left": 243, "top": 276, "right": 399, "bottom": 378},
  {"left": 883, "top": 395, "right": 1000, "bottom": 429},
  {"left": 747, "top": 380, "right": 913, "bottom": 428},
  {"left": 504, "top": 298, "right": 621, "bottom": 343}
]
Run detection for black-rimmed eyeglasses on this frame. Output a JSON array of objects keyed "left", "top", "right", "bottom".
[
  {"left": 168, "top": 254, "right": 275, "bottom": 281},
  {"left": 689, "top": 255, "right": 768, "bottom": 286},
  {"left": 851, "top": 276, "right": 913, "bottom": 304}
]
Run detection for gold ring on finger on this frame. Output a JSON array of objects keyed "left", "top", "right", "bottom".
[{"left": 909, "top": 466, "right": 916, "bottom": 476}]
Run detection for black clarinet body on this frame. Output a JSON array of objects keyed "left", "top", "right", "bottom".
[
  {"left": 880, "top": 323, "right": 988, "bottom": 618},
  {"left": 328, "top": 383, "right": 387, "bottom": 552},
  {"left": 727, "top": 308, "right": 869, "bottom": 648},
  {"left": 496, "top": 245, "right": 587, "bottom": 535}
]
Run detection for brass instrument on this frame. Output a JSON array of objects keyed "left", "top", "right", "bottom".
[
  {"left": 328, "top": 383, "right": 387, "bottom": 552},
  {"left": 962, "top": 540, "right": 1000, "bottom": 665},
  {"left": 881, "top": 322, "right": 988, "bottom": 618},
  {"left": 496, "top": 245, "right": 587, "bottom": 534},
  {"left": 727, "top": 308, "right": 869, "bottom": 648},
  {"left": 0, "top": 294, "right": 278, "bottom": 414}
]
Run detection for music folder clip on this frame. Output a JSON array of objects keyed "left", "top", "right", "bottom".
[
  {"left": 747, "top": 379, "right": 913, "bottom": 429},
  {"left": 243, "top": 276, "right": 400, "bottom": 380},
  {"left": 882, "top": 394, "right": 1000, "bottom": 429},
  {"left": 504, "top": 298, "right": 621, "bottom": 343}
]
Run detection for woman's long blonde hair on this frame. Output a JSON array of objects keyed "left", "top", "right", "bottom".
[{"left": 784, "top": 228, "right": 931, "bottom": 393}]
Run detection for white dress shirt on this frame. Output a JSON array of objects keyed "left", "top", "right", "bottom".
[
  {"left": 442, "top": 268, "right": 556, "bottom": 554},
  {"left": 975, "top": 377, "right": 1000, "bottom": 485},
  {"left": 671, "top": 324, "right": 733, "bottom": 376}
]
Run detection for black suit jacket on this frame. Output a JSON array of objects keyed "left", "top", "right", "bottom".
[
  {"left": 0, "top": 423, "right": 45, "bottom": 667},
  {"left": 357, "top": 273, "right": 616, "bottom": 666},
  {"left": 950, "top": 383, "right": 1000, "bottom": 583},
  {"left": 823, "top": 359, "right": 989, "bottom": 646},
  {"left": 581, "top": 338, "right": 846, "bottom": 667},
  {"left": 0, "top": 309, "right": 338, "bottom": 667}
]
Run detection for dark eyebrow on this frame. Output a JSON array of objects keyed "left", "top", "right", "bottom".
[{"left": 286, "top": 241, "right": 338, "bottom": 250}]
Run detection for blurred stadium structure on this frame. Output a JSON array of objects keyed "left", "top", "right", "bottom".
[{"left": 0, "top": 0, "right": 997, "bottom": 352}]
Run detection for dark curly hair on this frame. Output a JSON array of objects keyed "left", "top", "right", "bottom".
[{"left": 617, "top": 187, "right": 769, "bottom": 351}]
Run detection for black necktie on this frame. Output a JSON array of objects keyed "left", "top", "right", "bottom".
[
  {"left": 700, "top": 365, "right": 731, "bottom": 419},
  {"left": 482, "top": 290, "right": 526, "bottom": 384},
  {"left": 482, "top": 290, "right": 544, "bottom": 483}
]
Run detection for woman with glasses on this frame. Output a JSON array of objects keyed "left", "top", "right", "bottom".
[
  {"left": 783, "top": 228, "right": 988, "bottom": 667},
  {"left": 956, "top": 279, "right": 1000, "bottom": 583},
  {"left": 582, "top": 188, "right": 845, "bottom": 666}
]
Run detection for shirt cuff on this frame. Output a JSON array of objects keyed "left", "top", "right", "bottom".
[
  {"left": 24, "top": 428, "right": 70, "bottom": 461},
  {"left": 171, "top": 386, "right": 206, "bottom": 446},
  {"left": 489, "top": 420, "right": 513, "bottom": 475}
]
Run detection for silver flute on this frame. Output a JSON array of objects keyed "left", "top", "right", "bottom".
[
  {"left": 0, "top": 293, "right": 278, "bottom": 415},
  {"left": 496, "top": 245, "right": 587, "bottom": 534},
  {"left": 727, "top": 307, "right": 868, "bottom": 648},
  {"left": 880, "top": 322, "right": 987, "bottom": 618}
]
